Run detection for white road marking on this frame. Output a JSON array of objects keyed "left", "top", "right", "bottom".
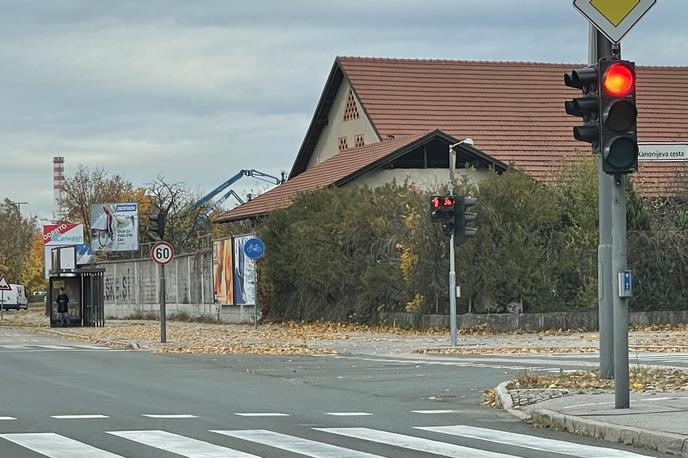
[
  {"left": 325, "top": 412, "right": 373, "bottom": 416},
  {"left": 0, "top": 432, "right": 123, "bottom": 457},
  {"left": 638, "top": 396, "right": 679, "bottom": 402},
  {"left": 417, "top": 425, "right": 653, "bottom": 457},
  {"left": 108, "top": 430, "right": 259, "bottom": 457},
  {"left": 0, "top": 416, "right": 16, "bottom": 420},
  {"left": 234, "top": 412, "right": 289, "bottom": 417},
  {"left": 411, "top": 409, "right": 462, "bottom": 414},
  {"left": 38, "top": 345, "right": 76, "bottom": 350},
  {"left": 316, "top": 427, "right": 520, "bottom": 457},
  {"left": 213, "top": 429, "right": 382, "bottom": 457},
  {"left": 141, "top": 414, "right": 198, "bottom": 419},
  {"left": 561, "top": 401, "right": 615, "bottom": 409},
  {"left": 51, "top": 415, "right": 110, "bottom": 419}
]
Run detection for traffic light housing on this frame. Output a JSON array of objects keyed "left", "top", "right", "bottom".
[
  {"left": 564, "top": 64, "right": 600, "bottom": 147},
  {"left": 149, "top": 210, "right": 166, "bottom": 239},
  {"left": 455, "top": 196, "right": 478, "bottom": 245},
  {"left": 430, "top": 195, "right": 456, "bottom": 236},
  {"left": 598, "top": 59, "right": 638, "bottom": 175}
]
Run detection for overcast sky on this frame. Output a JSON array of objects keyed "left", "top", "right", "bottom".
[{"left": 1, "top": 0, "right": 684, "bottom": 220}]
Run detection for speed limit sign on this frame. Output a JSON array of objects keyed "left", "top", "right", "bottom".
[{"left": 150, "top": 241, "right": 175, "bottom": 265}]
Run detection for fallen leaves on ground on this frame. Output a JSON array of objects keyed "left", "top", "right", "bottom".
[
  {"left": 482, "top": 388, "right": 497, "bottom": 407},
  {"left": 512, "top": 368, "right": 688, "bottom": 393}
]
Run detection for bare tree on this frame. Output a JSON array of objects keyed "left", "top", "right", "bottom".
[
  {"left": 62, "top": 166, "right": 145, "bottom": 233},
  {"left": 145, "top": 176, "right": 214, "bottom": 251}
]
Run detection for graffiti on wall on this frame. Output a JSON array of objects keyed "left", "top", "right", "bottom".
[{"left": 104, "top": 266, "right": 134, "bottom": 303}]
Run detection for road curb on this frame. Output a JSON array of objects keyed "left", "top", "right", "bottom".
[
  {"left": 494, "top": 380, "right": 530, "bottom": 421},
  {"left": 531, "top": 408, "right": 688, "bottom": 457},
  {"left": 493, "top": 378, "right": 688, "bottom": 457}
]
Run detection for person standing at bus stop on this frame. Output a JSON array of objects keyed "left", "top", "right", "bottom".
[{"left": 56, "top": 288, "right": 70, "bottom": 327}]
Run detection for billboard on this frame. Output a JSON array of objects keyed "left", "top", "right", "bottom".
[
  {"left": 233, "top": 235, "right": 257, "bottom": 305},
  {"left": 90, "top": 202, "right": 139, "bottom": 252},
  {"left": 212, "top": 238, "right": 234, "bottom": 305},
  {"left": 43, "top": 224, "right": 84, "bottom": 278}
]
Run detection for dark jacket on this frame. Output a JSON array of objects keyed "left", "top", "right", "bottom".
[{"left": 56, "top": 293, "right": 69, "bottom": 313}]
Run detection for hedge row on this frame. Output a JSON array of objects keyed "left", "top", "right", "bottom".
[{"left": 257, "top": 161, "right": 688, "bottom": 323}]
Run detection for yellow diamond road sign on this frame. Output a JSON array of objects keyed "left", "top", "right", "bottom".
[{"left": 573, "top": 0, "right": 656, "bottom": 43}]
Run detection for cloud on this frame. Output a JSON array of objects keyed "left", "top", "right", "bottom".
[{"left": 0, "top": 0, "right": 686, "bottom": 219}]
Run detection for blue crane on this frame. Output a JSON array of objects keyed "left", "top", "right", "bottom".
[
  {"left": 187, "top": 169, "right": 285, "bottom": 232},
  {"left": 192, "top": 169, "right": 284, "bottom": 210}
]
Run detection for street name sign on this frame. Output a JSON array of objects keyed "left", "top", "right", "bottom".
[
  {"left": 0, "top": 275, "right": 10, "bottom": 291},
  {"left": 638, "top": 143, "right": 688, "bottom": 162},
  {"left": 573, "top": 0, "right": 656, "bottom": 43},
  {"left": 150, "top": 241, "right": 175, "bottom": 266}
]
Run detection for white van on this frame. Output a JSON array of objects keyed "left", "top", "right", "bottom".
[{"left": 0, "top": 284, "right": 29, "bottom": 310}]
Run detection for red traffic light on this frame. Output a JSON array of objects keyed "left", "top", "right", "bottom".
[
  {"left": 431, "top": 196, "right": 455, "bottom": 209},
  {"left": 603, "top": 63, "right": 634, "bottom": 97}
]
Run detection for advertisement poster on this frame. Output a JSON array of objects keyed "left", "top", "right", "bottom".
[
  {"left": 90, "top": 202, "right": 139, "bottom": 252},
  {"left": 213, "top": 238, "right": 234, "bottom": 305},
  {"left": 43, "top": 224, "right": 84, "bottom": 278},
  {"left": 233, "top": 235, "right": 257, "bottom": 305}
]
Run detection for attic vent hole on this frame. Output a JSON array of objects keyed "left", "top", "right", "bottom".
[
  {"left": 344, "top": 89, "right": 360, "bottom": 121},
  {"left": 338, "top": 136, "right": 349, "bottom": 151}
]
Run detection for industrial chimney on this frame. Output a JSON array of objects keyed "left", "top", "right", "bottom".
[{"left": 53, "top": 156, "right": 66, "bottom": 222}]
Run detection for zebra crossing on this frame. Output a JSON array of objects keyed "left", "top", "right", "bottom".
[{"left": 0, "top": 425, "right": 653, "bottom": 457}]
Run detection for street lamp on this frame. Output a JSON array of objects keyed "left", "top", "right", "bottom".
[{"left": 447, "top": 138, "right": 473, "bottom": 347}]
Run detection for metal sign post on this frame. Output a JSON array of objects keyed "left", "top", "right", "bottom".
[
  {"left": 151, "top": 242, "right": 175, "bottom": 343},
  {"left": 575, "top": 0, "right": 653, "bottom": 408},
  {"left": 244, "top": 237, "right": 266, "bottom": 329}
]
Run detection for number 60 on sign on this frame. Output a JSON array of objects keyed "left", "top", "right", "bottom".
[{"left": 150, "top": 241, "right": 175, "bottom": 265}]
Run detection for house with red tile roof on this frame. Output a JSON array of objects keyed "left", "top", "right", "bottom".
[{"left": 216, "top": 57, "right": 688, "bottom": 223}]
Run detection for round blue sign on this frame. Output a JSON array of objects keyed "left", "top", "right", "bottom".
[{"left": 243, "top": 237, "right": 265, "bottom": 260}]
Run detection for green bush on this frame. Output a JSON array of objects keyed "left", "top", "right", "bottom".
[{"left": 257, "top": 161, "right": 688, "bottom": 323}]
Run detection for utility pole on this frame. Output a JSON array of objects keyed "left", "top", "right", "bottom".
[
  {"left": 448, "top": 146, "right": 458, "bottom": 347},
  {"left": 447, "top": 138, "right": 474, "bottom": 346},
  {"left": 589, "top": 26, "right": 614, "bottom": 380}
]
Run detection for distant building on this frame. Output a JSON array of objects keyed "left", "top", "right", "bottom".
[{"left": 215, "top": 57, "right": 688, "bottom": 223}]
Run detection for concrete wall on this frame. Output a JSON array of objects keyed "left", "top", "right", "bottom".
[
  {"left": 347, "top": 167, "right": 489, "bottom": 191},
  {"left": 100, "top": 251, "right": 256, "bottom": 323},
  {"left": 379, "top": 310, "right": 688, "bottom": 331},
  {"left": 308, "top": 79, "right": 378, "bottom": 168}
]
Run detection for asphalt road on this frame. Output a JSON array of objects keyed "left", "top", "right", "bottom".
[{"left": 0, "top": 328, "right": 659, "bottom": 457}]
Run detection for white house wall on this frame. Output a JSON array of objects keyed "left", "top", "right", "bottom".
[
  {"left": 308, "top": 80, "right": 378, "bottom": 169},
  {"left": 345, "top": 168, "right": 489, "bottom": 192}
]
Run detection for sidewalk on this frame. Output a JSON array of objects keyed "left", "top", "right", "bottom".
[{"left": 496, "top": 382, "right": 688, "bottom": 456}]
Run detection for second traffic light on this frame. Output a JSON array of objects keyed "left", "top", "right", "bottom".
[
  {"left": 149, "top": 210, "right": 166, "bottom": 239},
  {"left": 430, "top": 195, "right": 456, "bottom": 236},
  {"left": 455, "top": 196, "right": 478, "bottom": 245}
]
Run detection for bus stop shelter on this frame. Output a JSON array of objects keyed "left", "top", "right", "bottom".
[{"left": 48, "top": 246, "right": 105, "bottom": 327}]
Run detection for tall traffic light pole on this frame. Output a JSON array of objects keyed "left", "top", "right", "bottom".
[
  {"left": 567, "top": 33, "right": 637, "bottom": 409},
  {"left": 590, "top": 26, "right": 615, "bottom": 381}
]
